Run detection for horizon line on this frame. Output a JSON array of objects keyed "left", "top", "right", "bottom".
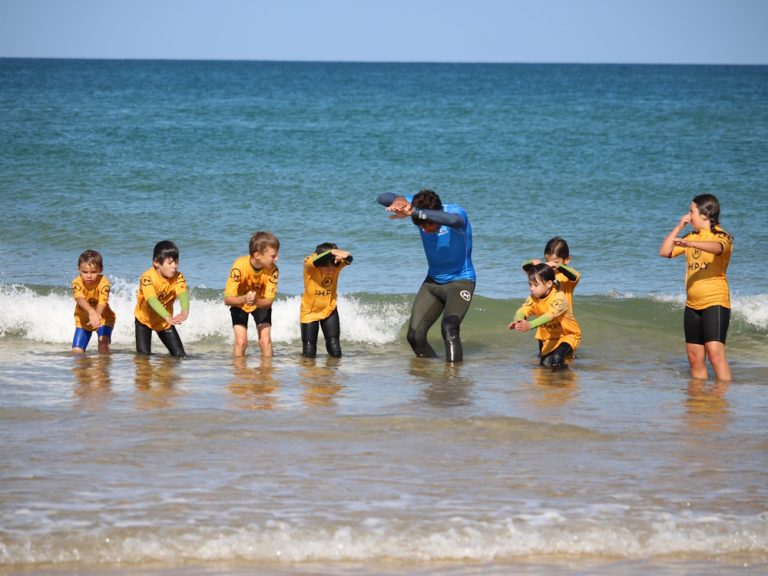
[{"left": 1, "top": 56, "right": 766, "bottom": 67}]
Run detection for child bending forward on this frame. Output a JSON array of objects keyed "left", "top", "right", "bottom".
[{"left": 509, "top": 263, "right": 581, "bottom": 369}]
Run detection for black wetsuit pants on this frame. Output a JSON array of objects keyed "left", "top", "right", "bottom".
[
  {"left": 301, "top": 308, "right": 342, "bottom": 358},
  {"left": 539, "top": 341, "right": 572, "bottom": 368},
  {"left": 407, "top": 277, "right": 475, "bottom": 363},
  {"left": 135, "top": 318, "right": 187, "bottom": 357}
]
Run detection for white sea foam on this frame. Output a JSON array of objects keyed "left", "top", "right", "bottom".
[
  {"left": 643, "top": 291, "right": 768, "bottom": 330},
  {"left": 1, "top": 511, "right": 765, "bottom": 566},
  {"left": 0, "top": 282, "right": 409, "bottom": 346}
]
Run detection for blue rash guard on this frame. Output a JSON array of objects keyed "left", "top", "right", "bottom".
[{"left": 379, "top": 192, "right": 476, "bottom": 284}]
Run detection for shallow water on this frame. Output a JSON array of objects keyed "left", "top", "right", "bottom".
[
  {"left": 1, "top": 337, "right": 767, "bottom": 574},
  {"left": 1, "top": 59, "right": 768, "bottom": 574}
]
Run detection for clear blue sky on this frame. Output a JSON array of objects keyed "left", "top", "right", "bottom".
[{"left": 1, "top": 0, "right": 766, "bottom": 64}]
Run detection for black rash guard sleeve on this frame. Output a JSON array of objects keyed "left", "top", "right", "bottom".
[
  {"left": 411, "top": 208, "right": 464, "bottom": 228},
  {"left": 556, "top": 265, "right": 578, "bottom": 281},
  {"left": 377, "top": 193, "right": 464, "bottom": 228}
]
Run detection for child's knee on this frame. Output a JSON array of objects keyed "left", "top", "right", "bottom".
[{"left": 233, "top": 335, "right": 248, "bottom": 354}]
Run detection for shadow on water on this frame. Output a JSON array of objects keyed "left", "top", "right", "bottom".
[
  {"left": 71, "top": 354, "right": 115, "bottom": 408},
  {"left": 529, "top": 365, "right": 581, "bottom": 408},
  {"left": 408, "top": 357, "right": 474, "bottom": 408},
  {"left": 298, "top": 356, "right": 345, "bottom": 408},
  {"left": 684, "top": 377, "right": 731, "bottom": 432},
  {"left": 227, "top": 355, "right": 280, "bottom": 410},
  {"left": 133, "top": 355, "right": 185, "bottom": 409}
]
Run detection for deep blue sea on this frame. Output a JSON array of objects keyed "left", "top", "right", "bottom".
[{"left": 1, "top": 60, "right": 767, "bottom": 575}]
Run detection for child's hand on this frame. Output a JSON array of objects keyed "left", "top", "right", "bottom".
[
  {"left": 87, "top": 310, "right": 102, "bottom": 329},
  {"left": 508, "top": 319, "right": 530, "bottom": 332},
  {"left": 332, "top": 249, "right": 351, "bottom": 263},
  {"left": 673, "top": 237, "right": 690, "bottom": 248},
  {"left": 244, "top": 291, "right": 256, "bottom": 306},
  {"left": 171, "top": 311, "right": 189, "bottom": 325},
  {"left": 677, "top": 213, "right": 691, "bottom": 229}
]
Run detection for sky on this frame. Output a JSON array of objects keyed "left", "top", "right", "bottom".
[{"left": 0, "top": 0, "right": 767, "bottom": 65}]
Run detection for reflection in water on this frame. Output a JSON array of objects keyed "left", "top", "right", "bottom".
[
  {"left": 228, "top": 356, "right": 279, "bottom": 410},
  {"left": 72, "top": 354, "right": 114, "bottom": 408},
  {"left": 685, "top": 378, "right": 731, "bottom": 432},
  {"left": 298, "top": 356, "right": 344, "bottom": 407},
  {"left": 531, "top": 366, "right": 580, "bottom": 407},
  {"left": 408, "top": 358, "right": 473, "bottom": 408},
  {"left": 133, "top": 355, "right": 183, "bottom": 409}
]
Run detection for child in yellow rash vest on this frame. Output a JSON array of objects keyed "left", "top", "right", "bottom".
[
  {"left": 224, "top": 231, "right": 280, "bottom": 357},
  {"left": 300, "top": 242, "right": 353, "bottom": 358},
  {"left": 659, "top": 193, "right": 733, "bottom": 382},
  {"left": 71, "top": 249, "right": 116, "bottom": 354},
  {"left": 134, "top": 240, "right": 189, "bottom": 357},
  {"left": 522, "top": 236, "right": 580, "bottom": 309},
  {"left": 509, "top": 262, "right": 581, "bottom": 369},
  {"left": 522, "top": 236, "right": 581, "bottom": 353}
]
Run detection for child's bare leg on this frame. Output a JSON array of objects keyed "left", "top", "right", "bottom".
[
  {"left": 257, "top": 323, "right": 273, "bottom": 357},
  {"left": 704, "top": 340, "right": 732, "bottom": 382},
  {"left": 686, "top": 343, "right": 708, "bottom": 380},
  {"left": 233, "top": 324, "right": 249, "bottom": 357},
  {"left": 97, "top": 335, "right": 111, "bottom": 354}
]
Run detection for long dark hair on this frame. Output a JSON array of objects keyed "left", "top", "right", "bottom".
[{"left": 692, "top": 194, "right": 732, "bottom": 240}]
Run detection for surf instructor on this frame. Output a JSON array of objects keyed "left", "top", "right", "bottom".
[{"left": 377, "top": 189, "right": 476, "bottom": 363}]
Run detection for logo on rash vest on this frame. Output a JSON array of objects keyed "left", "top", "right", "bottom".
[
  {"left": 692, "top": 248, "right": 701, "bottom": 259},
  {"left": 230, "top": 268, "right": 242, "bottom": 282},
  {"left": 321, "top": 276, "right": 333, "bottom": 288},
  {"left": 460, "top": 290, "right": 471, "bottom": 302},
  {"left": 141, "top": 276, "right": 153, "bottom": 286},
  {"left": 552, "top": 298, "right": 567, "bottom": 314}
]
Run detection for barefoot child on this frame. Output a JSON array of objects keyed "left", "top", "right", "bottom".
[
  {"left": 224, "top": 231, "right": 280, "bottom": 357},
  {"left": 659, "top": 194, "right": 733, "bottom": 381},
  {"left": 71, "top": 250, "right": 115, "bottom": 353}
]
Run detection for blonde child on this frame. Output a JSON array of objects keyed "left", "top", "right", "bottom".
[
  {"left": 224, "top": 231, "right": 280, "bottom": 357},
  {"left": 71, "top": 250, "right": 115, "bottom": 353},
  {"left": 300, "top": 242, "right": 353, "bottom": 357},
  {"left": 659, "top": 194, "right": 733, "bottom": 381},
  {"left": 134, "top": 240, "right": 189, "bottom": 357},
  {"left": 509, "top": 263, "right": 581, "bottom": 369}
]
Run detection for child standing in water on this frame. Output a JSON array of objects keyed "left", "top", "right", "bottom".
[
  {"left": 224, "top": 231, "right": 280, "bottom": 357},
  {"left": 300, "top": 242, "right": 353, "bottom": 358},
  {"left": 509, "top": 263, "right": 581, "bottom": 369},
  {"left": 659, "top": 194, "right": 733, "bottom": 381},
  {"left": 71, "top": 250, "right": 115, "bottom": 354},
  {"left": 134, "top": 240, "right": 190, "bottom": 357}
]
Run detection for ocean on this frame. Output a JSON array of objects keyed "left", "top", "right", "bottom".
[{"left": 1, "top": 59, "right": 767, "bottom": 575}]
